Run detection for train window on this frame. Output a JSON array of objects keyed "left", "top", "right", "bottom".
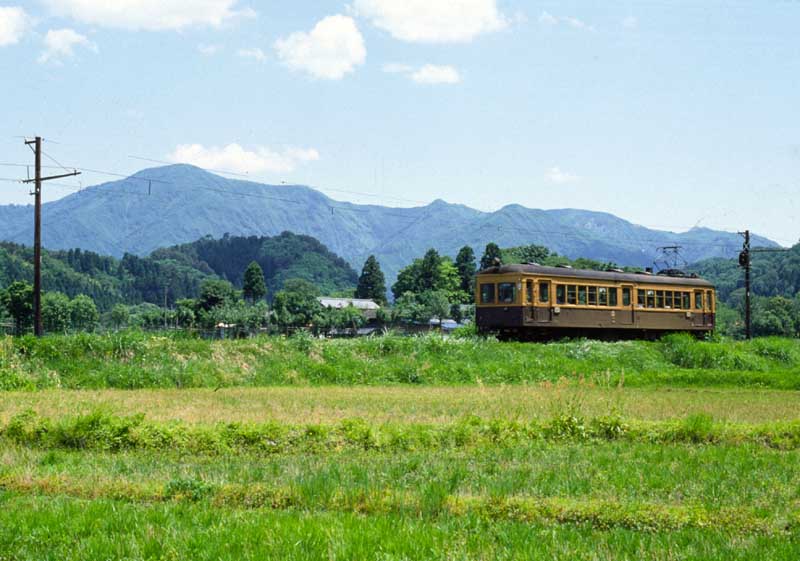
[
  {"left": 695, "top": 291, "right": 703, "bottom": 309},
  {"left": 567, "top": 285, "right": 577, "bottom": 305},
  {"left": 526, "top": 280, "right": 533, "bottom": 304},
  {"left": 578, "top": 286, "right": 587, "bottom": 305},
  {"left": 706, "top": 290, "right": 713, "bottom": 311},
  {"left": 637, "top": 289, "right": 645, "bottom": 307},
  {"left": 498, "top": 282, "right": 516, "bottom": 304},
  {"left": 646, "top": 290, "right": 655, "bottom": 308},
  {"left": 664, "top": 291, "right": 673, "bottom": 309},
  {"left": 622, "top": 287, "right": 631, "bottom": 306},
  {"left": 609, "top": 287, "right": 618, "bottom": 306},
  {"left": 673, "top": 292, "right": 681, "bottom": 309},
  {"left": 539, "top": 282, "right": 549, "bottom": 303},
  {"left": 556, "top": 285, "right": 566, "bottom": 304},
  {"left": 480, "top": 283, "right": 495, "bottom": 304},
  {"left": 683, "top": 292, "right": 691, "bottom": 309},
  {"left": 599, "top": 287, "right": 608, "bottom": 306},
  {"left": 587, "top": 286, "right": 597, "bottom": 305},
  {"left": 656, "top": 291, "right": 664, "bottom": 308}
]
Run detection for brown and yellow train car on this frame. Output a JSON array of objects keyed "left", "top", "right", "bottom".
[{"left": 475, "top": 264, "right": 715, "bottom": 340}]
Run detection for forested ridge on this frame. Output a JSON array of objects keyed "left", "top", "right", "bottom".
[{"left": 0, "top": 232, "right": 357, "bottom": 312}]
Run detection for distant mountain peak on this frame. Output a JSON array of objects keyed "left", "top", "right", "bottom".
[{"left": 0, "top": 165, "right": 780, "bottom": 284}]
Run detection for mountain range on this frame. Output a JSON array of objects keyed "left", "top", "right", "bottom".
[{"left": 0, "top": 164, "right": 778, "bottom": 283}]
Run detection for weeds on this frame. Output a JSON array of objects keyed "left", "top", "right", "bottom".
[
  {"left": 2, "top": 331, "right": 800, "bottom": 390},
  {"left": 4, "top": 410, "right": 800, "bottom": 454}
]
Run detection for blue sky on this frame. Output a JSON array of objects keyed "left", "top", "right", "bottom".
[{"left": 0, "top": 0, "right": 798, "bottom": 245}]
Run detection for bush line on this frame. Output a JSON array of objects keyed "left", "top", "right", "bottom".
[
  {"left": 3, "top": 332, "right": 800, "bottom": 391},
  {"left": 0, "top": 474, "right": 791, "bottom": 535},
  {"left": 4, "top": 410, "right": 800, "bottom": 453}
]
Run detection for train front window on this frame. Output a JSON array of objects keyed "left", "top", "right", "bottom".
[
  {"left": 556, "top": 285, "right": 565, "bottom": 304},
  {"left": 609, "top": 288, "right": 618, "bottom": 306},
  {"left": 480, "top": 283, "right": 495, "bottom": 304},
  {"left": 599, "top": 287, "right": 608, "bottom": 306},
  {"left": 539, "top": 283, "right": 549, "bottom": 303},
  {"left": 587, "top": 286, "right": 597, "bottom": 305},
  {"left": 646, "top": 290, "right": 655, "bottom": 308},
  {"left": 622, "top": 287, "right": 631, "bottom": 306},
  {"left": 567, "top": 285, "right": 577, "bottom": 305},
  {"left": 578, "top": 286, "right": 587, "bottom": 305},
  {"left": 498, "top": 282, "right": 516, "bottom": 304},
  {"left": 695, "top": 291, "right": 703, "bottom": 309}
]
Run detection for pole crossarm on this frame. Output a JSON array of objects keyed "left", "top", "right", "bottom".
[{"left": 22, "top": 170, "right": 80, "bottom": 183}]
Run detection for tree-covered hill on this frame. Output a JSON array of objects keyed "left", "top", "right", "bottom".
[
  {"left": 0, "top": 232, "right": 358, "bottom": 311},
  {"left": 690, "top": 243, "right": 800, "bottom": 304},
  {"left": 150, "top": 232, "right": 358, "bottom": 297}
]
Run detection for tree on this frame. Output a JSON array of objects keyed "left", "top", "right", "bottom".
[
  {"left": 110, "top": 304, "right": 130, "bottom": 330},
  {"left": 420, "top": 290, "right": 451, "bottom": 325},
  {"left": 5, "top": 281, "right": 33, "bottom": 335},
  {"left": 503, "top": 244, "right": 550, "bottom": 265},
  {"left": 42, "top": 292, "right": 71, "bottom": 334},
  {"left": 242, "top": 261, "right": 267, "bottom": 303},
  {"left": 69, "top": 294, "right": 99, "bottom": 332},
  {"left": 355, "top": 255, "right": 387, "bottom": 305},
  {"left": 175, "top": 299, "right": 196, "bottom": 328},
  {"left": 480, "top": 242, "right": 502, "bottom": 270},
  {"left": 392, "top": 260, "right": 422, "bottom": 300},
  {"left": 197, "top": 279, "right": 238, "bottom": 312},
  {"left": 0, "top": 288, "right": 11, "bottom": 329},
  {"left": 419, "top": 249, "right": 443, "bottom": 291},
  {"left": 752, "top": 296, "right": 798, "bottom": 337},
  {"left": 455, "top": 246, "right": 476, "bottom": 297},
  {"left": 272, "top": 278, "right": 322, "bottom": 330}
]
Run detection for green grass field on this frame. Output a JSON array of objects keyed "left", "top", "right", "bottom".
[{"left": 1, "top": 332, "right": 800, "bottom": 559}]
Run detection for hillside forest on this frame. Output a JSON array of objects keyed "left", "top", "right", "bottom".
[{"left": 1, "top": 232, "right": 798, "bottom": 338}]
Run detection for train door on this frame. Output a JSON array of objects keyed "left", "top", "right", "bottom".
[
  {"left": 692, "top": 290, "right": 705, "bottom": 327},
  {"left": 534, "top": 279, "right": 552, "bottom": 322},
  {"left": 619, "top": 285, "right": 634, "bottom": 325},
  {"left": 525, "top": 279, "right": 535, "bottom": 320}
]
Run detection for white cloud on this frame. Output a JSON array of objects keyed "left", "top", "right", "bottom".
[
  {"left": 538, "top": 11, "right": 594, "bottom": 31},
  {"left": 383, "top": 62, "right": 461, "bottom": 85},
  {"left": 43, "top": 0, "right": 255, "bottom": 31},
  {"left": 38, "top": 28, "right": 97, "bottom": 64},
  {"left": 545, "top": 167, "right": 580, "bottom": 184},
  {"left": 411, "top": 64, "right": 461, "bottom": 84},
  {"left": 353, "top": 0, "right": 508, "bottom": 43},
  {"left": 168, "top": 143, "right": 320, "bottom": 174},
  {"left": 274, "top": 15, "right": 365, "bottom": 80},
  {"left": 198, "top": 43, "right": 222, "bottom": 55},
  {"left": 622, "top": 16, "right": 638, "bottom": 29},
  {"left": 237, "top": 47, "right": 266, "bottom": 62},
  {"left": 0, "top": 6, "right": 30, "bottom": 46}
]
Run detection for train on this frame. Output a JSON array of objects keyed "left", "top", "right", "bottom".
[{"left": 475, "top": 263, "right": 715, "bottom": 340}]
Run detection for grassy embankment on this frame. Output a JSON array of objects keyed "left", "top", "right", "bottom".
[
  {"left": 1, "top": 331, "right": 800, "bottom": 559},
  {"left": 2, "top": 330, "right": 800, "bottom": 390}
]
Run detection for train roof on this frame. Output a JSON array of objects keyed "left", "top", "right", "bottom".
[{"left": 477, "top": 263, "right": 715, "bottom": 288}]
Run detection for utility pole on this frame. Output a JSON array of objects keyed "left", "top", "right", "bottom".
[
  {"left": 22, "top": 137, "right": 81, "bottom": 336},
  {"left": 737, "top": 230, "right": 792, "bottom": 341},
  {"left": 737, "top": 230, "right": 751, "bottom": 340}
]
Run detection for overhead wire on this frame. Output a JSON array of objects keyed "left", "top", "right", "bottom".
[{"left": 1, "top": 156, "right": 790, "bottom": 254}]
